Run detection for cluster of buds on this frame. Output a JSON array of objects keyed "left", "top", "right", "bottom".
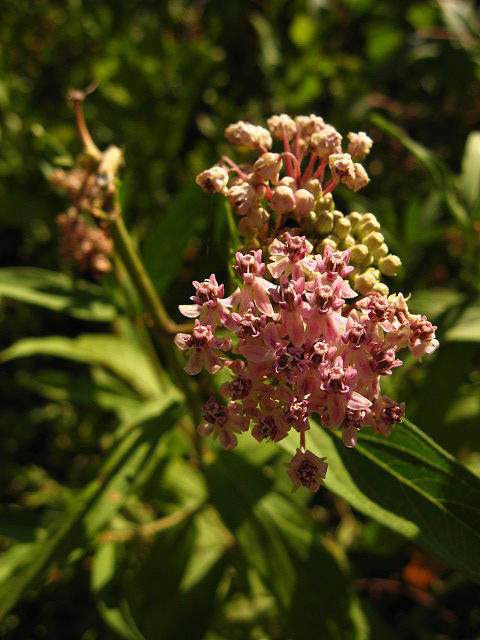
[
  {"left": 50, "top": 87, "right": 123, "bottom": 276},
  {"left": 56, "top": 208, "right": 113, "bottom": 275},
  {"left": 175, "top": 238, "right": 438, "bottom": 491},
  {"left": 196, "top": 114, "right": 372, "bottom": 245}
]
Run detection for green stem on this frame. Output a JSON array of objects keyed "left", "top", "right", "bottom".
[{"left": 109, "top": 212, "right": 202, "bottom": 425}]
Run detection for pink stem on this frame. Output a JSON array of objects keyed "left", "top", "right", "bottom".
[
  {"left": 300, "top": 430, "right": 306, "bottom": 453},
  {"left": 322, "top": 178, "right": 338, "bottom": 196},
  {"left": 282, "top": 127, "right": 293, "bottom": 177},
  {"left": 313, "top": 158, "right": 328, "bottom": 183},
  {"left": 293, "top": 129, "right": 301, "bottom": 158},
  {"left": 281, "top": 152, "right": 301, "bottom": 182},
  {"left": 301, "top": 152, "right": 318, "bottom": 184},
  {"left": 259, "top": 144, "right": 269, "bottom": 154},
  {"left": 221, "top": 156, "right": 248, "bottom": 181}
]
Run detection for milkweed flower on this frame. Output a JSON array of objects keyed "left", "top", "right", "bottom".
[{"left": 173, "top": 112, "right": 439, "bottom": 491}]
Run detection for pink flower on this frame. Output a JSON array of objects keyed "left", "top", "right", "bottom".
[
  {"left": 178, "top": 274, "right": 234, "bottom": 327},
  {"left": 287, "top": 449, "right": 328, "bottom": 492},
  {"left": 174, "top": 320, "right": 231, "bottom": 375},
  {"left": 252, "top": 414, "right": 289, "bottom": 443},
  {"left": 267, "top": 233, "right": 315, "bottom": 279},
  {"left": 407, "top": 315, "right": 439, "bottom": 360},
  {"left": 372, "top": 395, "right": 405, "bottom": 436},
  {"left": 271, "top": 276, "right": 306, "bottom": 347},
  {"left": 234, "top": 251, "right": 275, "bottom": 316},
  {"left": 316, "top": 245, "right": 354, "bottom": 279},
  {"left": 197, "top": 397, "right": 250, "bottom": 450}
]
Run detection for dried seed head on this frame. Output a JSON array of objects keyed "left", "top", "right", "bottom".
[
  {"left": 253, "top": 152, "right": 283, "bottom": 183},
  {"left": 225, "top": 121, "right": 272, "bottom": 149},
  {"left": 196, "top": 165, "right": 229, "bottom": 195},
  {"left": 347, "top": 131, "right": 373, "bottom": 160},
  {"left": 352, "top": 163, "right": 370, "bottom": 192},
  {"left": 329, "top": 153, "right": 355, "bottom": 187},
  {"left": 267, "top": 114, "right": 297, "bottom": 141},
  {"left": 309, "top": 125, "right": 342, "bottom": 158}
]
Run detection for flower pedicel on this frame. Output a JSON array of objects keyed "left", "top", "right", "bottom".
[{"left": 177, "top": 114, "right": 439, "bottom": 492}]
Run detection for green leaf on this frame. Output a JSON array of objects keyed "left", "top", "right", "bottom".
[
  {"left": 371, "top": 113, "right": 468, "bottom": 226},
  {"left": 282, "top": 418, "right": 480, "bottom": 581},
  {"left": 143, "top": 185, "right": 211, "bottom": 295},
  {"left": 0, "top": 267, "right": 119, "bottom": 321},
  {"left": 445, "top": 299, "right": 480, "bottom": 342},
  {"left": 0, "top": 396, "right": 180, "bottom": 621},
  {"left": 0, "top": 333, "right": 162, "bottom": 398},
  {"left": 408, "top": 288, "right": 464, "bottom": 320},
  {"left": 461, "top": 131, "right": 480, "bottom": 215}
]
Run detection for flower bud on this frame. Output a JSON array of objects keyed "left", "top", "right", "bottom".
[
  {"left": 349, "top": 244, "right": 370, "bottom": 265},
  {"left": 342, "top": 234, "right": 356, "bottom": 249},
  {"left": 363, "top": 231, "right": 384, "bottom": 251},
  {"left": 334, "top": 217, "right": 351, "bottom": 239},
  {"left": 303, "top": 178, "right": 321, "bottom": 198},
  {"left": 347, "top": 131, "right": 373, "bottom": 160},
  {"left": 309, "top": 125, "right": 342, "bottom": 158},
  {"left": 294, "top": 189, "right": 314, "bottom": 217},
  {"left": 329, "top": 153, "right": 355, "bottom": 187},
  {"left": 271, "top": 185, "right": 296, "bottom": 214},
  {"left": 354, "top": 268, "right": 378, "bottom": 294},
  {"left": 332, "top": 210, "right": 344, "bottom": 223},
  {"left": 373, "top": 282, "right": 389, "bottom": 296},
  {"left": 320, "top": 237, "right": 337, "bottom": 251},
  {"left": 379, "top": 254, "right": 402, "bottom": 276},
  {"left": 196, "top": 166, "right": 229, "bottom": 195},
  {"left": 267, "top": 114, "right": 297, "bottom": 141},
  {"left": 253, "top": 153, "right": 283, "bottom": 183},
  {"left": 316, "top": 211, "right": 334, "bottom": 234},
  {"left": 279, "top": 176, "right": 297, "bottom": 189},
  {"left": 346, "top": 211, "right": 362, "bottom": 229},
  {"left": 358, "top": 217, "right": 381, "bottom": 236},
  {"left": 372, "top": 242, "right": 389, "bottom": 260},
  {"left": 352, "top": 163, "right": 370, "bottom": 192}
]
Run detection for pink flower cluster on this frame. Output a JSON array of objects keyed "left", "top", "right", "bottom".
[{"left": 175, "top": 236, "right": 439, "bottom": 491}]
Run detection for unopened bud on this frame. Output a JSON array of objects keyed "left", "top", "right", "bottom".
[
  {"left": 363, "top": 231, "right": 384, "bottom": 251},
  {"left": 347, "top": 131, "right": 373, "bottom": 160},
  {"left": 303, "top": 178, "right": 320, "bottom": 198},
  {"left": 359, "top": 218, "right": 381, "bottom": 236},
  {"left": 342, "top": 234, "right": 356, "bottom": 249},
  {"left": 373, "top": 282, "right": 389, "bottom": 296},
  {"left": 372, "top": 242, "right": 389, "bottom": 260},
  {"left": 294, "top": 189, "right": 314, "bottom": 217},
  {"left": 334, "top": 217, "right": 351, "bottom": 239},
  {"left": 316, "top": 211, "right": 334, "bottom": 234},
  {"left": 253, "top": 153, "right": 283, "bottom": 183},
  {"left": 346, "top": 211, "right": 362, "bottom": 229},
  {"left": 354, "top": 269, "right": 378, "bottom": 294},
  {"left": 378, "top": 254, "right": 402, "bottom": 276},
  {"left": 349, "top": 244, "right": 369, "bottom": 265},
  {"left": 320, "top": 237, "right": 337, "bottom": 251},
  {"left": 278, "top": 176, "right": 297, "bottom": 189},
  {"left": 267, "top": 114, "right": 297, "bottom": 141},
  {"left": 352, "top": 163, "right": 370, "bottom": 192},
  {"left": 271, "top": 185, "right": 296, "bottom": 214}
]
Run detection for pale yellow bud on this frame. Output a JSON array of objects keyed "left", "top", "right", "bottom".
[
  {"left": 320, "top": 237, "right": 337, "bottom": 250},
  {"left": 316, "top": 211, "right": 334, "bottom": 234},
  {"left": 354, "top": 269, "right": 378, "bottom": 294},
  {"left": 359, "top": 219, "right": 381, "bottom": 237},
  {"left": 378, "top": 254, "right": 402, "bottom": 276},
  {"left": 342, "top": 234, "right": 356, "bottom": 249},
  {"left": 373, "top": 282, "right": 389, "bottom": 296},
  {"left": 334, "top": 217, "right": 351, "bottom": 239},
  {"left": 346, "top": 211, "right": 362, "bottom": 229},
  {"left": 363, "top": 231, "right": 385, "bottom": 251},
  {"left": 349, "top": 244, "right": 370, "bottom": 265},
  {"left": 303, "top": 178, "right": 321, "bottom": 198},
  {"left": 279, "top": 176, "right": 297, "bottom": 189},
  {"left": 372, "top": 243, "right": 389, "bottom": 260}
]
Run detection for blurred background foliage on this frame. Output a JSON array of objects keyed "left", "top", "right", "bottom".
[{"left": 1, "top": 0, "right": 480, "bottom": 638}]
